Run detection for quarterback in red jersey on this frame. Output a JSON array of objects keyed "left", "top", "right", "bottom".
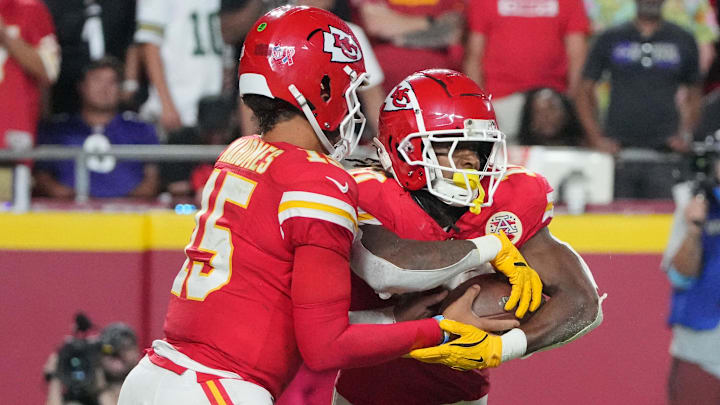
[{"left": 119, "top": 10, "right": 539, "bottom": 405}]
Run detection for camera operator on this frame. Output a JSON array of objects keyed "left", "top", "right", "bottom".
[
  {"left": 662, "top": 125, "right": 720, "bottom": 404},
  {"left": 45, "top": 316, "right": 140, "bottom": 405}
]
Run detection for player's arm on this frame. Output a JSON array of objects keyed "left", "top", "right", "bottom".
[
  {"left": 354, "top": 224, "right": 542, "bottom": 317},
  {"left": 293, "top": 244, "right": 497, "bottom": 371},
  {"left": 517, "top": 227, "right": 603, "bottom": 353}
]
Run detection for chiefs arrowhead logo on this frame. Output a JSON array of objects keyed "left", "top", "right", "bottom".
[
  {"left": 383, "top": 82, "right": 416, "bottom": 111},
  {"left": 392, "top": 88, "right": 411, "bottom": 108},
  {"left": 485, "top": 211, "right": 523, "bottom": 244},
  {"left": 383, "top": 82, "right": 417, "bottom": 111},
  {"left": 323, "top": 26, "right": 362, "bottom": 63}
]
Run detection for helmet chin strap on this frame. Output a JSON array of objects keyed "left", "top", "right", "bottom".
[{"left": 288, "top": 84, "right": 337, "bottom": 157}]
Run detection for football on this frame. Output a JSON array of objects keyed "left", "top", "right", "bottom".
[{"left": 439, "top": 272, "right": 544, "bottom": 322}]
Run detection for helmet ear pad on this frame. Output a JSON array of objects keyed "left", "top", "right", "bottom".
[
  {"left": 394, "top": 137, "right": 427, "bottom": 191},
  {"left": 378, "top": 118, "right": 428, "bottom": 191}
]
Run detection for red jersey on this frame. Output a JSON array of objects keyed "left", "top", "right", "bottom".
[
  {"left": 467, "top": 0, "right": 589, "bottom": 98},
  {"left": 164, "top": 136, "right": 360, "bottom": 397},
  {"left": 0, "top": 0, "right": 57, "bottom": 147},
  {"left": 336, "top": 165, "right": 554, "bottom": 404}
]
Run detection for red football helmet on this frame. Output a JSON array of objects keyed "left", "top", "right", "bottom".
[
  {"left": 238, "top": 6, "right": 368, "bottom": 160},
  {"left": 375, "top": 69, "right": 507, "bottom": 210}
]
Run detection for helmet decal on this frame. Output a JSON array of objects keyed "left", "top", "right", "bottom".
[
  {"left": 323, "top": 25, "right": 362, "bottom": 63},
  {"left": 271, "top": 45, "right": 295, "bottom": 66},
  {"left": 383, "top": 81, "right": 417, "bottom": 111}
]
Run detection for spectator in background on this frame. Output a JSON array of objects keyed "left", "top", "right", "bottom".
[
  {"left": 135, "top": 0, "right": 227, "bottom": 134},
  {"left": 583, "top": 0, "right": 719, "bottom": 74},
  {"left": 576, "top": 0, "right": 702, "bottom": 197},
  {"left": 161, "top": 95, "right": 235, "bottom": 202},
  {"left": 518, "top": 88, "right": 584, "bottom": 147},
  {"left": 35, "top": 57, "right": 159, "bottom": 199},
  {"left": 44, "top": 0, "right": 139, "bottom": 115},
  {"left": 0, "top": 0, "right": 59, "bottom": 149},
  {"left": 355, "top": 0, "right": 464, "bottom": 94},
  {"left": 661, "top": 130, "right": 720, "bottom": 404},
  {"left": 463, "top": 0, "right": 590, "bottom": 143}
]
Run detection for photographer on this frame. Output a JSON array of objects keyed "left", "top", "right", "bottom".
[
  {"left": 662, "top": 118, "right": 720, "bottom": 403},
  {"left": 45, "top": 316, "right": 139, "bottom": 405}
]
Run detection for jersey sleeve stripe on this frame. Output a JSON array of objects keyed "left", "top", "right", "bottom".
[
  {"left": 280, "top": 191, "right": 356, "bottom": 218},
  {"left": 358, "top": 210, "right": 382, "bottom": 225},
  {"left": 278, "top": 207, "right": 357, "bottom": 235}
]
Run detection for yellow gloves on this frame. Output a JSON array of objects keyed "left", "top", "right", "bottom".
[
  {"left": 409, "top": 319, "right": 502, "bottom": 371},
  {"left": 490, "top": 231, "right": 543, "bottom": 318}
]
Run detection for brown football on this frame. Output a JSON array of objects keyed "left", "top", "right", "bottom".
[{"left": 439, "top": 272, "right": 544, "bottom": 322}]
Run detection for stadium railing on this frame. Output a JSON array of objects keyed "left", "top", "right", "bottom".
[
  {"left": 0, "top": 145, "right": 683, "bottom": 213},
  {"left": 0, "top": 145, "right": 226, "bottom": 211}
]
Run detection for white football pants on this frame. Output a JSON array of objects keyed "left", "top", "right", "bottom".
[{"left": 118, "top": 341, "right": 273, "bottom": 405}]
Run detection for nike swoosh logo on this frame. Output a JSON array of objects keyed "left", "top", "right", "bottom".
[
  {"left": 449, "top": 334, "right": 488, "bottom": 348},
  {"left": 326, "top": 176, "right": 349, "bottom": 193}
]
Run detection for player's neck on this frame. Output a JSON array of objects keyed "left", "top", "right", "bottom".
[
  {"left": 411, "top": 189, "right": 468, "bottom": 231},
  {"left": 262, "top": 116, "right": 327, "bottom": 154}
]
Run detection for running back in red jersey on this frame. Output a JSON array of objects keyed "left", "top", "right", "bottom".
[{"left": 334, "top": 165, "right": 553, "bottom": 405}]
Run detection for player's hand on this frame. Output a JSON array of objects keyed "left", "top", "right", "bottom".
[
  {"left": 409, "top": 319, "right": 502, "bottom": 371},
  {"left": 490, "top": 231, "right": 543, "bottom": 318},
  {"left": 442, "top": 285, "right": 520, "bottom": 331},
  {"left": 394, "top": 289, "right": 449, "bottom": 322}
]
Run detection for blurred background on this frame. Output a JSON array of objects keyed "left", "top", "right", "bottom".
[{"left": 1, "top": 0, "right": 719, "bottom": 403}]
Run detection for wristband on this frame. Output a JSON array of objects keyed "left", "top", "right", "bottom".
[
  {"left": 432, "top": 315, "right": 451, "bottom": 344},
  {"left": 500, "top": 328, "right": 527, "bottom": 362},
  {"left": 469, "top": 235, "right": 502, "bottom": 263}
]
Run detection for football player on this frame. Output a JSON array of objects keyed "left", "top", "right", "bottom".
[
  {"left": 118, "top": 10, "right": 541, "bottom": 405},
  {"left": 339, "top": 69, "right": 604, "bottom": 404},
  {"left": 278, "top": 69, "right": 604, "bottom": 405}
]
